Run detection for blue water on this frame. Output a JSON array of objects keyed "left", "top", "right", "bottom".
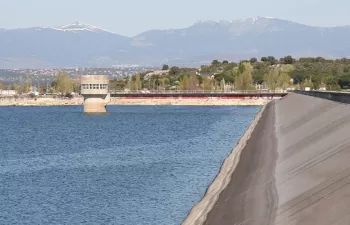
[{"left": 0, "top": 105, "right": 260, "bottom": 225}]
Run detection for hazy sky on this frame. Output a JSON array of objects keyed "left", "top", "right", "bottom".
[{"left": 1, "top": 0, "right": 350, "bottom": 36}]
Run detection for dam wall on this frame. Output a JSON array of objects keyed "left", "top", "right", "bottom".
[
  {"left": 185, "top": 93, "right": 350, "bottom": 225},
  {"left": 295, "top": 90, "right": 350, "bottom": 103}
]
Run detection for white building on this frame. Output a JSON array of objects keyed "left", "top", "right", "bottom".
[{"left": 0, "top": 90, "right": 17, "bottom": 96}]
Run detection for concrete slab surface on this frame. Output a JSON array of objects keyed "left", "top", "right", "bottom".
[{"left": 204, "top": 93, "right": 350, "bottom": 225}]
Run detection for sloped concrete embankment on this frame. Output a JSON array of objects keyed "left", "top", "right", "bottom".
[
  {"left": 182, "top": 103, "right": 268, "bottom": 225},
  {"left": 274, "top": 93, "right": 350, "bottom": 224},
  {"left": 186, "top": 93, "right": 350, "bottom": 225}
]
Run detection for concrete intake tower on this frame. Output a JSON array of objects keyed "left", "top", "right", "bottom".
[{"left": 81, "top": 75, "right": 110, "bottom": 113}]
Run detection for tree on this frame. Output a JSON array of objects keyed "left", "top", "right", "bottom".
[
  {"left": 135, "top": 73, "right": 141, "bottom": 90},
  {"left": 51, "top": 81, "right": 57, "bottom": 88},
  {"left": 261, "top": 57, "right": 268, "bottom": 62},
  {"left": 264, "top": 67, "right": 279, "bottom": 91},
  {"left": 202, "top": 77, "right": 213, "bottom": 90},
  {"left": 0, "top": 82, "right": 4, "bottom": 90},
  {"left": 16, "top": 85, "right": 26, "bottom": 94},
  {"left": 264, "top": 65, "right": 293, "bottom": 91},
  {"left": 162, "top": 64, "right": 169, "bottom": 70},
  {"left": 55, "top": 72, "right": 74, "bottom": 94},
  {"left": 179, "top": 75, "right": 189, "bottom": 90},
  {"left": 279, "top": 65, "right": 294, "bottom": 90},
  {"left": 211, "top": 60, "right": 220, "bottom": 66},
  {"left": 222, "top": 60, "right": 229, "bottom": 64},
  {"left": 234, "top": 62, "right": 255, "bottom": 90},
  {"left": 267, "top": 56, "right": 278, "bottom": 65},
  {"left": 221, "top": 78, "right": 226, "bottom": 91},
  {"left": 280, "top": 55, "right": 294, "bottom": 64},
  {"left": 250, "top": 57, "right": 258, "bottom": 64},
  {"left": 325, "top": 77, "right": 341, "bottom": 90},
  {"left": 188, "top": 74, "right": 199, "bottom": 90},
  {"left": 127, "top": 76, "right": 134, "bottom": 90},
  {"left": 315, "top": 57, "right": 326, "bottom": 63},
  {"left": 169, "top": 66, "right": 181, "bottom": 76},
  {"left": 302, "top": 78, "right": 314, "bottom": 89},
  {"left": 25, "top": 71, "right": 31, "bottom": 92},
  {"left": 160, "top": 77, "right": 170, "bottom": 89}
]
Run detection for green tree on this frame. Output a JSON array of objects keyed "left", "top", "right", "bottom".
[
  {"left": 179, "top": 75, "right": 189, "bottom": 90},
  {"left": 211, "top": 60, "right": 220, "bottom": 66},
  {"left": 264, "top": 67, "right": 280, "bottom": 91},
  {"left": 55, "top": 72, "right": 74, "bottom": 94},
  {"left": 51, "top": 81, "right": 57, "bottom": 88},
  {"left": 234, "top": 63, "right": 255, "bottom": 90},
  {"left": 302, "top": 78, "right": 314, "bottom": 89},
  {"left": 202, "top": 77, "right": 213, "bottom": 90},
  {"left": 135, "top": 73, "right": 141, "bottom": 90},
  {"left": 127, "top": 77, "right": 134, "bottom": 90},
  {"left": 261, "top": 57, "right": 268, "bottom": 62},
  {"left": 280, "top": 55, "right": 295, "bottom": 64},
  {"left": 325, "top": 77, "right": 341, "bottom": 90},
  {"left": 16, "top": 85, "right": 26, "bottom": 94},
  {"left": 162, "top": 64, "right": 169, "bottom": 70},
  {"left": 169, "top": 66, "right": 181, "bottom": 76},
  {"left": 250, "top": 57, "right": 258, "bottom": 64},
  {"left": 25, "top": 71, "right": 31, "bottom": 92},
  {"left": 264, "top": 65, "right": 293, "bottom": 91},
  {"left": 221, "top": 78, "right": 226, "bottom": 91},
  {"left": 188, "top": 74, "right": 199, "bottom": 90},
  {"left": 159, "top": 77, "right": 170, "bottom": 89}
]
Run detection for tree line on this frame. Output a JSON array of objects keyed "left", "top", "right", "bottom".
[
  {"left": 111, "top": 56, "right": 350, "bottom": 91},
  {"left": 0, "top": 72, "right": 80, "bottom": 96},
  {"left": 2, "top": 56, "right": 350, "bottom": 94}
]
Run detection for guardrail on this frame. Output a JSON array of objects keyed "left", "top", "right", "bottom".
[{"left": 294, "top": 90, "right": 350, "bottom": 104}]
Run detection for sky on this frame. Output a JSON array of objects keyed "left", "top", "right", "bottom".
[{"left": 1, "top": 0, "right": 350, "bottom": 36}]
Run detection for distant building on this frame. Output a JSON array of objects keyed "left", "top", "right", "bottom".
[{"left": 0, "top": 90, "right": 17, "bottom": 96}]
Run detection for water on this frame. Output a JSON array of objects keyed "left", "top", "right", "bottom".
[{"left": 0, "top": 105, "right": 260, "bottom": 225}]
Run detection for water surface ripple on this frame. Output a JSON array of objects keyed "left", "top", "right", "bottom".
[{"left": 0, "top": 105, "right": 259, "bottom": 225}]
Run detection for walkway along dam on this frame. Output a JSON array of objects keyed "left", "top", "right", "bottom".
[{"left": 183, "top": 91, "right": 350, "bottom": 225}]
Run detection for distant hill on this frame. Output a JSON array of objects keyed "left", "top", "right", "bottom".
[{"left": 2, "top": 18, "right": 350, "bottom": 68}]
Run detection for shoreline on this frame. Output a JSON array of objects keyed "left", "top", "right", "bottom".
[
  {"left": 0, "top": 97, "right": 271, "bottom": 106},
  {"left": 181, "top": 101, "right": 269, "bottom": 225},
  {"left": 108, "top": 98, "right": 269, "bottom": 106}
]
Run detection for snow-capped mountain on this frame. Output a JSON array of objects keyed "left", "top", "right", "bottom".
[
  {"left": 1, "top": 18, "right": 350, "bottom": 68},
  {"left": 52, "top": 22, "right": 112, "bottom": 33}
]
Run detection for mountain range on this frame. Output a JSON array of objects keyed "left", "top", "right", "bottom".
[{"left": 1, "top": 17, "right": 350, "bottom": 68}]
